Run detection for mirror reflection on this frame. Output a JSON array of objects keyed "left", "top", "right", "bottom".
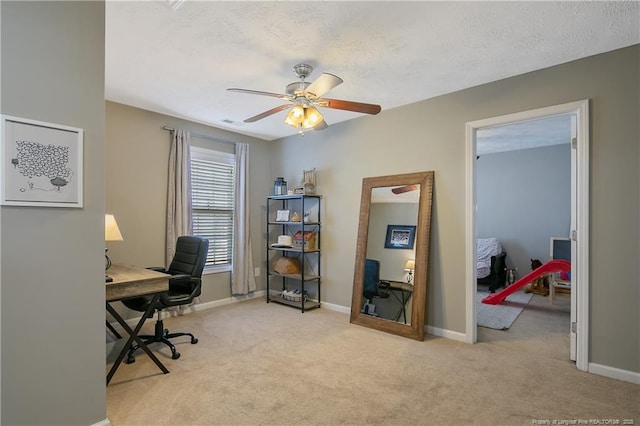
[
  {"left": 350, "top": 171, "right": 434, "bottom": 341},
  {"left": 361, "top": 185, "right": 420, "bottom": 324}
]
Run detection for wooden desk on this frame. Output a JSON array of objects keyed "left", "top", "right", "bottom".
[
  {"left": 386, "top": 280, "right": 413, "bottom": 324},
  {"left": 106, "top": 264, "right": 170, "bottom": 384}
]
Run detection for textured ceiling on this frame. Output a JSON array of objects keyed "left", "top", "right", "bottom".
[
  {"left": 372, "top": 186, "right": 420, "bottom": 204},
  {"left": 476, "top": 114, "right": 572, "bottom": 156},
  {"left": 105, "top": 1, "right": 640, "bottom": 141}
]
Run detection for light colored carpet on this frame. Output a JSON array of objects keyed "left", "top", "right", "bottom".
[
  {"left": 476, "top": 290, "right": 533, "bottom": 329},
  {"left": 107, "top": 297, "right": 639, "bottom": 426},
  {"left": 478, "top": 291, "right": 572, "bottom": 362}
]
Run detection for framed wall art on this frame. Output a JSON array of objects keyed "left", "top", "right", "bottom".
[
  {"left": 384, "top": 224, "right": 416, "bottom": 249},
  {"left": 1, "top": 115, "right": 83, "bottom": 208}
]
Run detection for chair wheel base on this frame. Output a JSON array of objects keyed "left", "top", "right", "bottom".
[
  {"left": 125, "top": 356, "right": 136, "bottom": 364},
  {"left": 191, "top": 337, "right": 198, "bottom": 344},
  {"left": 172, "top": 352, "right": 181, "bottom": 360}
]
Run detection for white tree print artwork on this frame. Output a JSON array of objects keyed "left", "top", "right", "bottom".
[{"left": 1, "top": 115, "right": 83, "bottom": 207}]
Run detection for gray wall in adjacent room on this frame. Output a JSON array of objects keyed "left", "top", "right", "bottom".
[
  {"left": 476, "top": 144, "right": 571, "bottom": 277},
  {"left": 1, "top": 2, "right": 107, "bottom": 424}
]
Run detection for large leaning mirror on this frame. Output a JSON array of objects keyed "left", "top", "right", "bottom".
[{"left": 350, "top": 171, "right": 434, "bottom": 340}]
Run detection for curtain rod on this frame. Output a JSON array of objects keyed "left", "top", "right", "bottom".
[{"left": 162, "top": 126, "right": 237, "bottom": 146}]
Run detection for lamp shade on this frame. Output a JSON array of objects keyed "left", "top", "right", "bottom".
[
  {"left": 285, "top": 105, "right": 324, "bottom": 129},
  {"left": 404, "top": 259, "right": 415, "bottom": 271},
  {"left": 105, "top": 214, "right": 123, "bottom": 241},
  {"left": 301, "top": 107, "right": 324, "bottom": 129},
  {"left": 284, "top": 105, "right": 305, "bottom": 127}
]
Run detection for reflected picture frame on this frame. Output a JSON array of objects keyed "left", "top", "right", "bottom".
[
  {"left": 1, "top": 114, "right": 83, "bottom": 208},
  {"left": 384, "top": 224, "right": 416, "bottom": 249}
]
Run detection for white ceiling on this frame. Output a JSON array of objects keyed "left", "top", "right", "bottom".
[
  {"left": 105, "top": 1, "right": 640, "bottom": 142},
  {"left": 476, "top": 114, "right": 572, "bottom": 156},
  {"left": 372, "top": 186, "right": 420, "bottom": 204}
]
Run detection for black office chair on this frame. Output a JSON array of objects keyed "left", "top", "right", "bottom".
[
  {"left": 363, "top": 259, "right": 390, "bottom": 301},
  {"left": 122, "top": 236, "right": 209, "bottom": 363}
]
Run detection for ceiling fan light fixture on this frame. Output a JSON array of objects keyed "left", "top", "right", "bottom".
[
  {"left": 301, "top": 107, "right": 323, "bottom": 129},
  {"left": 284, "top": 105, "right": 305, "bottom": 127},
  {"left": 229, "top": 62, "right": 381, "bottom": 134}
]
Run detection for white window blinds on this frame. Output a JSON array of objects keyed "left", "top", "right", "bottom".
[{"left": 190, "top": 147, "right": 235, "bottom": 267}]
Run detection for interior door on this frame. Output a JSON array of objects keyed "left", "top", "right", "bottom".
[{"left": 570, "top": 114, "right": 578, "bottom": 361}]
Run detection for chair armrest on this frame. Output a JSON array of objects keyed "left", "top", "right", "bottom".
[
  {"left": 168, "top": 274, "right": 192, "bottom": 281},
  {"left": 162, "top": 276, "right": 202, "bottom": 305}
]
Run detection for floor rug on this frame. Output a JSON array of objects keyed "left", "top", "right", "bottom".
[{"left": 476, "top": 290, "right": 533, "bottom": 330}]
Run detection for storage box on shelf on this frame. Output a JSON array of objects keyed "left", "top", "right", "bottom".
[
  {"left": 266, "top": 194, "right": 322, "bottom": 312},
  {"left": 293, "top": 230, "right": 317, "bottom": 250}
]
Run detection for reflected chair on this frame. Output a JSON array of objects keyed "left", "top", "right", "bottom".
[
  {"left": 363, "top": 259, "right": 390, "bottom": 301},
  {"left": 122, "top": 236, "right": 209, "bottom": 363}
]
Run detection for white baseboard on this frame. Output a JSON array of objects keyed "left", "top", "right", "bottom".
[
  {"left": 193, "top": 290, "right": 267, "bottom": 312},
  {"left": 426, "top": 325, "right": 468, "bottom": 343},
  {"left": 92, "top": 418, "right": 110, "bottom": 426},
  {"left": 108, "top": 291, "right": 267, "bottom": 330},
  {"left": 424, "top": 329, "right": 640, "bottom": 383},
  {"left": 321, "top": 304, "right": 470, "bottom": 341},
  {"left": 321, "top": 302, "right": 350, "bottom": 314},
  {"left": 588, "top": 362, "right": 640, "bottom": 384}
]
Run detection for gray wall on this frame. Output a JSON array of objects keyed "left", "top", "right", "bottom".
[
  {"left": 1, "top": 2, "right": 107, "bottom": 425},
  {"left": 476, "top": 144, "right": 571, "bottom": 275},
  {"left": 105, "top": 101, "right": 270, "bottom": 322},
  {"left": 2, "top": 11, "right": 636, "bottom": 421},
  {"left": 270, "top": 45, "right": 639, "bottom": 373},
  {"left": 367, "top": 203, "right": 419, "bottom": 282}
]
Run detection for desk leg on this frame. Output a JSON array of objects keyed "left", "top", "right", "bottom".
[
  {"left": 389, "top": 289, "right": 408, "bottom": 324},
  {"left": 106, "top": 320, "right": 122, "bottom": 339},
  {"left": 106, "top": 295, "right": 169, "bottom": 384}
]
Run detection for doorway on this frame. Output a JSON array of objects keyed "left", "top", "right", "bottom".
[{"left": 464, "top": 100, "right": 590, "bottom": 372}]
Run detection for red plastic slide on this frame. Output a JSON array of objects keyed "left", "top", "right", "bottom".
[{"left": 482, "top": 259, "right": 571, "bottom": 305}]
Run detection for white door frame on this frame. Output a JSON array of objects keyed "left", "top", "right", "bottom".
[{"left": 464, "top": 99, "right": 590, "bottom": 372}]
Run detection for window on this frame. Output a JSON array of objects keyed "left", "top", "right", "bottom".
[{"left": 190, "top": 147, "right": 235, "bottom": 270}]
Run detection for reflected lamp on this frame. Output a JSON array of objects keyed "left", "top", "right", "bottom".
[{"left": 404, "top": 259, "right": 415, "bottom": 284}]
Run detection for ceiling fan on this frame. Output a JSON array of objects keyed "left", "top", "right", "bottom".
[
  {"left": 227, "top": 63, "right": 382, "bottom": 132},
  {"left": 391, "top": 185, "right": 419, "bottom": 194}
]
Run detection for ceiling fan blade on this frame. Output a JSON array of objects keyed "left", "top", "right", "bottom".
[
  {"left": 304, "top": 73, "right": 343, "bottom": 99},
  {"left": 227, "top": 88, "right": 291, "bottom": 100},
  {"left": 244, "top": 104, "right": 292, "bottom": 123},
  {"left": 319, "top": 98, "right": 382, "bottom": 115},
  {"left": 391, "top": 185, "right": 419, "bottom": 194},
  {"left": 313, "top": 120, "right": 328, "bottom": 131}
]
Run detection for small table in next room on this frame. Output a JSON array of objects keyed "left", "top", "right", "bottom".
[{"left": 105, "top": 264, "right": 170, "bottom": 385}]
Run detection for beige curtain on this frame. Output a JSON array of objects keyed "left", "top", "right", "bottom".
[
  {"left": 231, "top": 143, "right": 256, "bottom": 294},
  {"left": 166, "top": 129, "right": 192, "bottom": 266}
]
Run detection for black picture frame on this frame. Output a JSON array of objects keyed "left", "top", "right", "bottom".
[{"left": 384, "top": 225, "right": 416, "bottom": 249}]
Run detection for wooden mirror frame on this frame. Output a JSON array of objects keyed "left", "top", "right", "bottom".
[{"left": 350, "top": 171, "right": 434, "bottom": 340}]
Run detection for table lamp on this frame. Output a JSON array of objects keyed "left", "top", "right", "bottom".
[
  {"left": 105, "top": 214, "right": 123, "bottom": 279},
  {"left": 404, "top": 259, "right": 415, "bottom": 284}
]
